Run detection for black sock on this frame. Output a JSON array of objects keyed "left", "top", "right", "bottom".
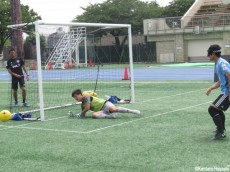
[
  {"left": 219, "top": 111, "right": 226, "bottom": 131},
  {"left": 23, "top": 99, "right": 25, "bottom": 103},
  {"left": 208, "top": 106, "right": 224, "bottom": 133},
  {"left": 213, "top": 114, "right": 224, "bottom": 133}
]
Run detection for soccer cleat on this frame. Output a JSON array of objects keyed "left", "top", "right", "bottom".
[
  {"left": 131, "top": 110, "right": 141, "bottom": 115},
  {"left": 213, "top": 132, "right": 226, "bottom": 140},
  {"left": 22, "top": 102, "right": 30, "bottom": 107},
  {"left": 68, "top": 111, "right": 75, "bottom": 118},
  {"left": 14, "top": 102, "right": 19, "bottom": 107},
  {"left": 214, "top": 129, "right": 226, "bottom": 134},
  {"left": 22, "top": 112, "right": 32, "bottom": 119}
]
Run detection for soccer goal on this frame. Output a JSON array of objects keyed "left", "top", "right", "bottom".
[{"left": 7, "top": 21, "right": 135, "bottom": 121}]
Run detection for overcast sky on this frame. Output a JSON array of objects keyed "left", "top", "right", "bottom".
[{"left": 20, "top": 0, "right": 172, "bottom": 23}]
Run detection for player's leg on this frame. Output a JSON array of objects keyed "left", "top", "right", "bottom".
[
  {"left": 19, "top": 77, "right": 28, "bottom": 107},
  {"left": 106, "top": 101, "right": 140, "bottom": 115},
  {"left": 208, "top": 106, "right": 224, "bottom": 132},
  {"left": 209, "top": 94, "right": 229, "bottom": 139},
  {"left": 219, "top": 111, "right": 226, "bottom": 131},
  {"left": 103, "top": 101, "right": 140, "bottom": 115},
  {"left": 91, "top": 101, "right": 118, "bottom": 119},
  {"left": 92, "top": 111, "right": 117, "bottom": 119},
  {"left": 215, "top": 95, "right": 230, "bottom": 133},
  {"left": 12, "top": 78, "right": 18, "bottom": 106},
  {"left": 21, "top": 86, "right": 26, "bottom": 103},
  {"left": 213, "top": 94, "right": 229, "bottom": 132},
  {"left": 115, "top": 106, "right": 140, "bottom": 115}
]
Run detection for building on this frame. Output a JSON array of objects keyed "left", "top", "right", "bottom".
[{"left": 143, "top": 0, "right": 230, "bottom": 63}]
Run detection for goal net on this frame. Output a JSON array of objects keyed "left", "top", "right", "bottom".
[{"left": 7, "top": 21, "right": 135, "bottom": 121}]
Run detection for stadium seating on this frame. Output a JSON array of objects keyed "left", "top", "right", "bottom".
[{"left": 187, "top": 1, "right": 230, "bottom": 27}]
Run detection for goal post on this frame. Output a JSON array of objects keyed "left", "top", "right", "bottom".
[
  {"left": 35, "top": 21, "right": 45, "bottom": 121},
  {"left": 7, "top": 21, "right": 135, "bottom": 121}
]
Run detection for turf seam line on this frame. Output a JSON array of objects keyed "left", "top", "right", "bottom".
[{"left": 136, "top": 88, "right": 204, "bottom": 103}]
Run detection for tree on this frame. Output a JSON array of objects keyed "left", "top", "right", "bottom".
[
  {"left": 0, "top": 0, "right": 11, "bottom": 54},
  {"left": 11, "top": 0, "right": 23, "bottom": 57},
  {"left": 24, "top": 33, "right": 46, "bottom": 60},
  {"left": 75, "top": 0, "right": 162, "bottom": 35},
  {"left": 162, "top": 0, "right": 195, "bottom": 17},
  {"left": 73, "top": 0, "right": 163, "bottom": 61},
  {"left": 0, "top": 0, "right": 41, "bottom": 55}
]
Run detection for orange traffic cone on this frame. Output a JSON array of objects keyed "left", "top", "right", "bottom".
[
  {"left": 88, "top": 59, "right": 93, "bottom": 67},
  {"left": 122, "top": 66, "right": 129, "bottom": 80},
  {"left": 66, "top": 61, "right": 70, "bottom": 69},
  {"left": 31, "top": 61, "right": 36, "bottom": 70},
  {"left": 49, "top": 62, "right": 52, "bottom": 70},
  {"left": 72, "top": 59, "right": 75, "bottom": 68}
]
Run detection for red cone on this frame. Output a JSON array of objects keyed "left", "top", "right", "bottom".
[
  {"left": 89, "top": 59, "right": 93, "bottom": 67},
  {"left": 122, "top": 66, "right": 129, "bottom": 80},
  {"left": 31, "top": 61, "right": 36, "bottom": 70}
]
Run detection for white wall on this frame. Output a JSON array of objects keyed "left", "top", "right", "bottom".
[{"left": 188, "top": 39, "right": 223, "bottom": 57}]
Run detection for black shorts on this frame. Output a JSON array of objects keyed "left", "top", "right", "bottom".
[
  {"left": 12, "top": 76, "right": 25, "bottom": 90},
  {"left": 213, "top": 94, "right": 230, "bottom": 111}
]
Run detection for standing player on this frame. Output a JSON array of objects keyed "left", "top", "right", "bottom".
[
  {"left": 71, "top": 89, "right": 140, "bottom": 119},
  {"left": 6, "top": 48, "right": 29, "bottom": 107},
  {"left": 205, "top": 44, "right": 230, "bottom": 140}
]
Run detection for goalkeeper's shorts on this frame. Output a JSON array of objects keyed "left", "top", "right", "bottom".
[{"left": 101, "top": 101, "right": 114, "bottom": 114}]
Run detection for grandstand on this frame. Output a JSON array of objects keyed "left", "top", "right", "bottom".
[
  {"left": 143, "top": 0, "right": 230, "bottom": 63},
  {"left": 187, "top": 0, "right": 230, "bottom": 27}
]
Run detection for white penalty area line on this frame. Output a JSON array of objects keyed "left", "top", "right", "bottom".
[
  {"left": 13, "top": 126, "right": 86, "bottom": 134},
  {"left": 0, "top": 114, "right": 85, "bottom": 134},
  {"left": 5, "top": 101, "right": 211, "bottom": 134},
  {"left": 0, "top": 115, "right": 68, "bottom": 131},
  {"left": 84, "top": 101, "right": 212, "bottom": 134}
]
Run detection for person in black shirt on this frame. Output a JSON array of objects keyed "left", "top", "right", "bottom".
[{"left": 6, "top": 48, "right": 29, "bottom": 107}]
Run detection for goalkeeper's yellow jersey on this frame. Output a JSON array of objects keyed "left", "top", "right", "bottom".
[
  {"left": 82, "top": 91, "right": 97, "bottom": 97},
  {"left": 82, "top": 95, "right": 106, "bottom": 112}
]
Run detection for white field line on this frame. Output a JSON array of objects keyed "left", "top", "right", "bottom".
[
  {"left": 136, "top": 88, "right": 205, "bottom": 103},
  {"left": 134, "top": 81, "right": 211, "bottom": 87},
  {"left": 84, "top": 101, "right": 212, "bottom": 134},
  {"left": 0, "top": 115, "right": 67, "bottom": 131},
  {"left": 9, "top": 100, "right": 211, "bottom": 134},
  {"left": 0, "top": 89, "right": 210, "bottom": 134},
  {"left": 13, "top": 126, "right": 86, "bottom": 134}
]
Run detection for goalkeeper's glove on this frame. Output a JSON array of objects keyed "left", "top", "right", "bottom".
[
  {"left": 68, "top": 111, "right": 85, "bottom": 118},
  {"left": 76, "top": 113, "right": 85, "bottom": 119},
  {"left": 68, "top": 111, "right": 74, "bottom": 117}
]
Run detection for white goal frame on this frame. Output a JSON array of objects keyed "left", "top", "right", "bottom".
[{"left": 8, "top": 21, "right": 135, "bottom": 121}]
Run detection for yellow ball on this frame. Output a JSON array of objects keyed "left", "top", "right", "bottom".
[{"left": 0, "top": 110, "right": 12, "bottom": 122}]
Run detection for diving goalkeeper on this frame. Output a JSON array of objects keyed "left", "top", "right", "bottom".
[{"left": 71, "top": 89, "right": 140, "bottom": 119}]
